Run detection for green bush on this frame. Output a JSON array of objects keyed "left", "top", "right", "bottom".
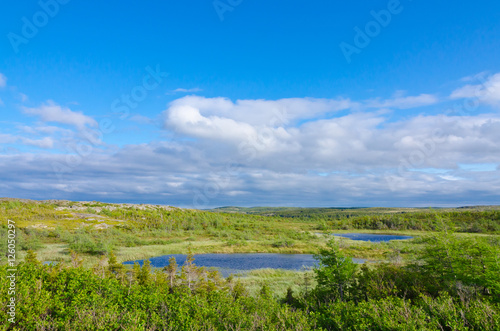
[
  {"left": 0, "top": 259, "right": 313, "bottom": 330},
  {"left": 66, "top": 231, "right": 114, "bottom": 255},
  {"left": 15, "top": 228, "right": 45, "bottom": 251},
  {"left": 272, "top": 239, "right": 295, "bottom": 248}
]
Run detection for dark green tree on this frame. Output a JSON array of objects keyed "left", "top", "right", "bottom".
[
  {"left": 313, "top": 240, "right": 357, "bottom": 302},
  {"left": 107, "top": 251, "right": 126, "bottom": 281},
  {"left": 24, "top": 249, "right": 40, "bottom": 265},
  {"left": 163, "top": 256, "right": 178, "bottom": 288}
]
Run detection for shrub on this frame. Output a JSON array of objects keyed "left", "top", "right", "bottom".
[
  {"left": 66, "top": 231, "right": 114, "bottom": 255},
  {"left": 272, "top": 239, "right": 295, "bottom": 248}
]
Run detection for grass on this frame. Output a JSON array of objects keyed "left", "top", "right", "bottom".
[
  {"left": 235, "top": 268, "right": 317, "bottom": 297},
  {"left": 1, "top": 198, "right": 499, "bottom": 267}
]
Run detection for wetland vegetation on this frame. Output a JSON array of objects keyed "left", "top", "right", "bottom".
[{"left": 1, "top": 199, "right": 499, "bottom": 329}]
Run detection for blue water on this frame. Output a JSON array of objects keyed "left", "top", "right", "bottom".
[
  {"left": 124, "top": 253, "right": 366, "bottom": 277},
  {"left": 333, "top": 233, "right": 413, "bottom": 242}
]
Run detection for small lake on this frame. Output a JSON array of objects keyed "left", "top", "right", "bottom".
[
  {"left": 124, "top": 253, "right": 366, "bottom": 277},
  {"left": 333, "top": 233, "right": 413, "bottom": 242}
]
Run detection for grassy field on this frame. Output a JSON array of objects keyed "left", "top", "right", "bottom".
[
  {"left": 235, "top": 268, "right": 316, "bottom": 297},
  {"left": 1, "top": 198, "right": 499, "bottom": 296}
]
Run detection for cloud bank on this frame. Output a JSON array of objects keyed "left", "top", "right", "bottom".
[{"left": 1, "top": 73, "right": 500, "bottom": 207}]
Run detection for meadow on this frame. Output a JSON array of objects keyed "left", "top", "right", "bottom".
[{"left": 1, "top": 199, "right": 499, "bottom": 266}]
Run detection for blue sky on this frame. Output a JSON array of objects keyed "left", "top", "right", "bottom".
[{"left": 1, "top": 0, "right": 500, "bottom": 207}]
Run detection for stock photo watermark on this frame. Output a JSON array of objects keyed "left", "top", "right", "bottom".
[
  {"left": 192, "top": 108, "right": 289, "bottom": 208},
  {"left": 213, "top": 0, "right": 243, "bottom": 21},
  {"left": 339, "top": 0, "right": 411, "bottom": 64},
  {"left": 7, "top": 0, "right": 71, "bottom": 54},
  {"left": 385, "top": 73, "right": 494, "bottom": 191},
  {"left": 52, "top": 65, "right": 168, "bottom": 183},
  {"left": 6, "top": 220, "right": 17, "bottom": 324},
  {"left": 111, "top": 65, "right": 169, "bottom": 120}
]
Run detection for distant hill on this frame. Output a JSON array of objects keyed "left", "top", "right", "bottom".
[{"left": 210, "top": 205, "right": 500, "bottom": 219}]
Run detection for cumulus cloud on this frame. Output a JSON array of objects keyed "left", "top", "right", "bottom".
[
  {"left": 166, "top": 95, "right": 355, "bottom": 127},
  {"left": 160, "top": 93, "right": 500, "bottom": 179},
  {"left": 3, "top": 75, "right": 500, "bottom": 207},
  {"left": 167, "top": 104, "right": 257, "bottom": 142},
  {"left": 23, "top": 101, "right": 97, "bottom": 129},
  {"left": 450, "top": 73, "right": 500, "bottom": 108},
  {"left": 163, "top": 94, "right": 500, "bottom": 171}
]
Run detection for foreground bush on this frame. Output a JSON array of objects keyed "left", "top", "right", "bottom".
[{"left": 0, "top": 253, "right": 312, "bottom": 330}]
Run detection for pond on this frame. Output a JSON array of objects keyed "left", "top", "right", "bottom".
[
  {"left": 333, "top": 233, "right": 413, "bottom": 242},
  {"left": 124, "top": 253, "right": 366, "bottom": 277}
]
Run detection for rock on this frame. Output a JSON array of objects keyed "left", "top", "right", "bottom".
[{"left": 94, "top": 223, "right": 110, "bottom": 230}]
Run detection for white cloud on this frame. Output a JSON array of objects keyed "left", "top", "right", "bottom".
[
  {"left": 460, "top": 71, "right": 490, "bottom": 82},
  {"left": 0, "top": 134, "right": 17, "bottom": 144},
  {"left": 0, "top": 73, "right": 6, "bottom": 88},
  {"left": 169, "top": 87, "right": 203, "bottom": 94},
  {"left": 3, "top": 78, "right": 500, "bottom": 207},
  {"left": 366, "top": 92, "right": 439, "bottom": 109},
  {"left": 20, "top": 137, "right": 54, "bottom": 149},
  {"left": 163, "top": 95, "right": 500, "bottom": 172},
  {"left": 18, "top": 124, "right": 72, "bottom": 135},
  {"left": 439, "top": 175, "right": 463, "bottom": 181},
  {"left": 167, "top": 104, "right": 257, "bottom": 142},
  {"left": 167, "top": 95, "right": 355, "bottom": 127},
  {"left": 1, "top": 112, "right": 500, "bottom": 207},
  {"left": 450, "top": 73, "right": 500, "bottom": 107},
  {"left": 22, "top": 101, "right": 97, "bottom": 129},
  {"left": 450, "top": 85, "right": 477, "bottom": 99},
  {"left": 0, "top": 133, "right": 54, "bottom": 149},
  {"left": 164, "top": 96, "right": 356, "bottom": 157}
]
